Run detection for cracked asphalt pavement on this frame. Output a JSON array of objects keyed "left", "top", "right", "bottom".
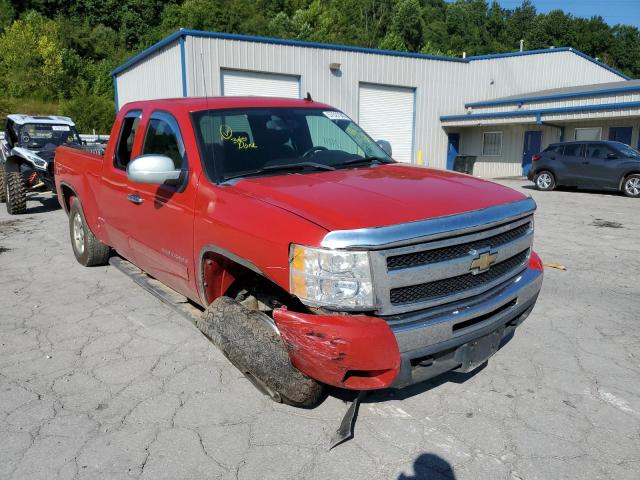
[{"left": 1, "top": 180, "right": 639, "bottom": 480}]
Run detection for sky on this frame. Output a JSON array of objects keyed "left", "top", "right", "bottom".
[{"left": 495, "top": 0, "right": 640, "bottom": 28}]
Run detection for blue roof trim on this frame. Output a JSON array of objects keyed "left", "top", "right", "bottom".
[
  {"left": 466, "top": 84, "right": 640, "bottom": 108},
  {"left": 112, "top": 30, "right": 185, "bottom": 76},
  {"left": 111, "top": 29, "right": 630, "bottom": 81},
  {"left": 441, "top": 101, "right": 640, "bottom": 122}
]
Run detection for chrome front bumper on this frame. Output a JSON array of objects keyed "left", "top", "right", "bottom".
[{"left": 388, "top": 266, "right": 542, "bottom": 388}]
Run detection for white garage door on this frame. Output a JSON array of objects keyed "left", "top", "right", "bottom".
[
  {"left": 221, "top": 69, "right": 300, "bottom": 98},
  {"left": 358, "top": 83, "right": 415, "bottom": 163}
]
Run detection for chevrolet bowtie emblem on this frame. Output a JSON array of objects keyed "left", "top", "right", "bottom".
[{"left": 469, "top": 251, "right": 498, "bottom": 274}]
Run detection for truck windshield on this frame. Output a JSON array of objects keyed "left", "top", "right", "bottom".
[
  {"left": 192, "top": 107, "right": 393, "bottom": 181},
  {"left": 18, "top": 123, "right": 81, "bottom": 149}
]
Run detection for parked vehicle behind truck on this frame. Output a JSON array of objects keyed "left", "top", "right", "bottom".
[
  {"left": 0, "top": 115, "right": 86, "bottom": 214},
  {"left": 54, "top": 97, "right": 543, "bottom": 407},
  {"left": 528, "top": 140, "right": 640, "bottom": 197}
]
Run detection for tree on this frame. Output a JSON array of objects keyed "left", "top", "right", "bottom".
[{"left": 0, "top": 11, "right": 67, "bottom": 99}]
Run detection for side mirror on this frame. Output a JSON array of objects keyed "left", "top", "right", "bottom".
[
  {"left": 377, "top": 139, "right": 392, "bottom": 157},
  {"left": 606, "top": 152, "right": 618, "bottom": 160},
  {"left": 126, "top": 154, "right": 181, "bottom": 185}
]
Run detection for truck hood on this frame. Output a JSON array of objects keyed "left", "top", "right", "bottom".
[{"left": 232, "top": 164, "right": 526, "bottom": 232}]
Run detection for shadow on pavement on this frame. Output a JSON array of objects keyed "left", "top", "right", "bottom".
[
  {"left": 521, "top": 183, "right": 623, "bottom": 197},
  {"left": 27, "top": 194, "right": 61, "bottom": 214},
  {"left": 398, "top": 453, "right": 456, "bottom": 480},
  {"left": 327, "top": 362, "right": 488, "bottom": 405}
]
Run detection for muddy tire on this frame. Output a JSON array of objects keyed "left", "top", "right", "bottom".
[
  {"left": 69, "top": 198, "right": 110, "bottom": 266},
  {"left": 0, "top": 163, "right": 5, "bottom": 203},
  {"left": 197, "top": 296, "right": 323, "bottom": 408},
  {"left": 5, "top": 170, "right": 27, "bottom": 214}
]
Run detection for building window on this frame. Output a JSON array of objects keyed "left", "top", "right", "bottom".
[
  {"left": 574, "top": 127, "right": 602, "bottom": 141},
  {"left": 482, "top": 131, "right": 503, "bottom": 156}
]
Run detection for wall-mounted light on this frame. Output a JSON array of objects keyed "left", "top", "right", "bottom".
[{"left": 329, "top": 62, "right": 341, "bottom": 72}]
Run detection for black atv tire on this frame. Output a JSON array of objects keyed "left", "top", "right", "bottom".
[
  {"left": 5, "top": 171, "right": 27, "bottom": 214},
  {"left": 197, "top": 296, "right": 323, "bottom": 408},
  {"left": 69, "top": 198, "right": 110, "bottom": 266},
  {"left": 0, "top": 162, "right": 6, "bottom": 203}
]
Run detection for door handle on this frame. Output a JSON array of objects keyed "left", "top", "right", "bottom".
[{"left": 127, "top": 193, "right": 144, "bottom": 205}]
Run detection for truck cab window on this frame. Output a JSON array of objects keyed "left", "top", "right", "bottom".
[
  {"left": 142, "top": 112, "right": 186, "bottom": 169},
  {"left": 115, "top": 111, "right": 141, "bottom": 170}
]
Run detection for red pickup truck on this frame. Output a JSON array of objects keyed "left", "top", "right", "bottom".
[{"left": 55, "top": 97, "right": 543, "bottom": 407}]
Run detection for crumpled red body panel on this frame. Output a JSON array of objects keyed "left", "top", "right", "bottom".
[{"left": 272, "top": 308, "right": 401, "bottom": 390}]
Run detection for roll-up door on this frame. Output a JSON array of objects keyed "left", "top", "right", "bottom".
[
  {"left": 358, "top": 83, "right": 415, "bottom": 163},
  {"left": 221, "top": 69, "right": 300, "bottom": 98}
]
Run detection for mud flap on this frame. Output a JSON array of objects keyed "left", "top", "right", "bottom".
[{"left": 329, "top": 390, "right": 367, "bottom": 450}]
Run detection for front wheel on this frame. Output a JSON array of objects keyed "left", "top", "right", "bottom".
[
  {"left": 5, "top": 171, "right": 27, "bottom": 214},
  {"left": 69, "top": 198, "right": 110, "bottom": 266},
  {"left": 622, "top": 174, "right": 640, "bottom": 198},
  {"left": 197, "top": 296, "right": 323, "bottom": 408},
  {"left": 534, "top": 171, "right": 556, "bottom": 191}
]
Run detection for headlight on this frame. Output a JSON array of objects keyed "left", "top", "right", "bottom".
[
  {"left": 290, "top": 244, "right": 375, "bottom": 309},
  {"left": 26, "top": 153, "right": 46, "bottom": 168}
]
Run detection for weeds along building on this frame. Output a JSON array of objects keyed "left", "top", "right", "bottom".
[{"left": 112, "top": 29, "right": 635, "bottom": 177}]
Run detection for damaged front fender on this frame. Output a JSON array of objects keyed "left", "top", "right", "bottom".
[{"left": 272, "top": 308, "right": 400, "bottom": 390}]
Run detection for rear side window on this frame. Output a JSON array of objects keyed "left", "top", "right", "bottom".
[
  {"left": 544, "top": 145, "right": 562, "bottom": 155},
  {"left": 142, "top": 112, "right": 186, "bottom": 169},
  {"left": 563, "top": 144, "right": 584, "bottom": 157},
  {"left": 115, "top": 111, "right": 141, "bottom": 170}
]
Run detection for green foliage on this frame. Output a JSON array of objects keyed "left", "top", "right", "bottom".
[
  {"left": 1, "top": 0, "right": 639, "bottom": 134},
  {"left": 61, "top": 83, "right": 115, "bottom": 133}
]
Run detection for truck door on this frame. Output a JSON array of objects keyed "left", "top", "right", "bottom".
[
  {"left": 100, "top": 109, "right": 143, "bottom": 260},
  {"left": 124, "top": 110, "right": 197, "bottom": 299}
]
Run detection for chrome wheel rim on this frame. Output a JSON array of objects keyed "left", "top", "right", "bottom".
[
  {"left": 73, "top": 213, "right": 85, "bottom": 254},
  {"left": 625, "top": 178, "right": 640, "bottom": 196},
  {"left": 537, "top": 173, "right": 552, "bottom": 190}
]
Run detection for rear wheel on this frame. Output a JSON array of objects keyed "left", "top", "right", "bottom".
[
  {"left": 534, "top": 171, "right": 556, "bottom": 191},
  {"left": 622, "top": 174, "right": 640, "bottom": 198},
  {"left": 197, "top": 296, "right": 323, "bottom": 408},
  {"left": 69, "top": 198, "right": 110, "bottom": 266},
  {"left": 5, "top": 171, "right": 27, "bottom": 214}
]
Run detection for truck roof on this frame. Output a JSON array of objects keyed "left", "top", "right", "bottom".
[
  {"left": 120, "top": 96, "right": 335, "bottom": 113},
  {"left": 7, "top": 114, "right": 75, "bottom": 126}
]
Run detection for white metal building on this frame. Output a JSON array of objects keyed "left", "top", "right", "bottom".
[{"left": 112, "top": 29, "right": 632, "bottom": 177}]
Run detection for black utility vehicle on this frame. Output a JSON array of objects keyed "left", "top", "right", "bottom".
[{"left": 528, "top": 140, "right": 640, "bottom": 198}]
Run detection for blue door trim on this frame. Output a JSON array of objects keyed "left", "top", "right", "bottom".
[
  {"left": 447, "top": 133, "right": 460, "bottom": 170},
  {"left": 522, "top": 131, "right": 542, "bottom": 176}
]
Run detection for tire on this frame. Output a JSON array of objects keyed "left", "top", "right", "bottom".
[
  {"left": 534, "top": 170, "right": 556, "bottom": 191},
  {"left": 0, "top": 163, "right": 5, "bottom": 203},
  {"left": 69, "top": 198, "right": 110, "bottom": 266},
  {"left": 5, "top": 171, "right": 27, "bottom": 214},
  {"left": 197, "top": 296, "right": 323, "bottom": 408},
  {"left": 622, "top": 174, "right": 640, "bottom": 198}
]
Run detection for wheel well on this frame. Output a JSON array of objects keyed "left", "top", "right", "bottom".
[
  {"left": 4, "top": 156, "right": 24, "bottom": 173},
  {"left": 60, "top": 184, "right": 76, "bottom": 214},
  {"left": 620, "top": 172, "right": 640, "bottom": 190},
  {"left": 200, "top": 250, "right": 301, "bottom": 311}
]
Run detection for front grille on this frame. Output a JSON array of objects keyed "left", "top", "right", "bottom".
[
  {"left": 390, "top": 249, "right": 529, "bottom": 306},
  {"left": 387, "top": 222, "right": 531, "bottom": 270}
]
